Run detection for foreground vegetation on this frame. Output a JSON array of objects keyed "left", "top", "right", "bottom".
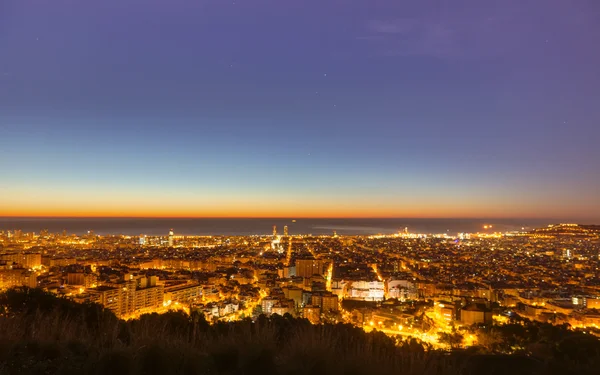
[{"left": 0, "top": 288, "right": 599, "bottom": 375}]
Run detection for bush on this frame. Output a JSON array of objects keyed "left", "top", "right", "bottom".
[{"left": 0, "top": 288, "right": 598, "bottom": 375}]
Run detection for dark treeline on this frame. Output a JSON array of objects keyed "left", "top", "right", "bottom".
[{"left": 0, "top": 288, "right": 599, "bottom": 375}]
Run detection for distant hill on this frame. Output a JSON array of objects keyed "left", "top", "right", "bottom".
[{"left": 529, "top": 223, "right": 600, "bottom": 236}]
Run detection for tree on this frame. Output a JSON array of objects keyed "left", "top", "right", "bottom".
[{"left": 439, "top": 328, "right": 464, "bottom": 349}]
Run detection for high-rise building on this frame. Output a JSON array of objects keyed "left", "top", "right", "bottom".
[
  {"left": 90, "top": 286, "right": 121, "bottom": 313},
  {"left": 284, "top": 225, "right": 289, "bottom": 236},
  {"left": 168, "top": 229, "right": 174, "bottom": 247},
  {"left": 89, "top": 275, "right": 164, "bottom": 318},
  {"left": 164, "top": 283, "right": 202, "bottom": 304},
  {"left": 272, "top": 225, "right": 277, "bottom": 237}
]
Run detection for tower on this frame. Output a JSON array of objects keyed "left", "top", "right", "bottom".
[
  {"left": 273, "top": 225, "right": 277, "bottom": 237},
  {"left": 284, "top": 225, "right": 289, "bottom": 237},
  {"left": 168, "top": 229, "right": 174, "bottom": 247}
]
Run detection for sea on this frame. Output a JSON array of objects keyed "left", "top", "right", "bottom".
[{"left": 0, "top": 218, "right": 566, "bottom": 236}]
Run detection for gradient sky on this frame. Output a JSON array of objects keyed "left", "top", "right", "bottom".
[{"left": 1, "top": 0, "right": 599, "bottom": 220}]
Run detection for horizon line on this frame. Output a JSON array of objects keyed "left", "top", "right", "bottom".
[{"left": 0, "top": 215, "right": 583, "bottom": 222}]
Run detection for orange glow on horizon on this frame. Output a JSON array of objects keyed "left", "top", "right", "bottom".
[
  {"left": 1, "top": 188, "right": 595, "bottom": 221},
  {"left": 0, "top": 207, "right": 585, "bottom": 220}
]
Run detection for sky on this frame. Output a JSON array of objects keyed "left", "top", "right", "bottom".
[{"left": 1, "top": 0, "right": 599, "bottom": 220}]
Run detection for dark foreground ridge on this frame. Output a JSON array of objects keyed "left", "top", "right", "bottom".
[{"left": 1, "top": 288, "right": 599, "bottom": 375}]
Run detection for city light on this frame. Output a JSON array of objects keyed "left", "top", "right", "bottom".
[{"left": 0, "top": 223, "right": 599, "bottom": 350}]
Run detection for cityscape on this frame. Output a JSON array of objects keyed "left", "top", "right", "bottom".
[
  {"left": 2, "top": 223, "right": 600, "bottom": 350},
  {"left": 2, "top": 0, "right": 600, "bottom": 373}
]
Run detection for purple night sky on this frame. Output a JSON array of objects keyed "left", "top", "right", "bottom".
[{"left": 1, "top": 0, "right": 599, "bottom": 219}]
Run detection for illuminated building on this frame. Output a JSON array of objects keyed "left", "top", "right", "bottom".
[
  {"left": 572, "top": 296, "right": 600, "bottom": 309},
  {"left": 261, "top": 297, "right": 279, "bottom": 315},
  {"left": 322, "top": 294, "right": 339, "bottom": 312},
  {"left": 133, "top": 281, "right": 164, "bottom": 312},
  {"left": 295, "top": 258, "right": 327, "bottom": 278},
  {"left": 42, "top": 257, "right": 76, "bottom": 267},
  {"left": 67, "top": 272, "right": 97, "bottom": 288},
  {"left": 271, "top": 299, "right": 295, "bottom": 317},
  {"left": 282, "top": 286, "right": 303, "bottom": 307},
  {"left": 347, "top": 280, "right": 385, "bottom": 301},
  {"left": 330, "top": 279, "right": 346, "bottom": 298},
  {"left": 435, "top": 301, "right": 458, "bottom": 322},
  {"left": 283, "top": 225, "right": 289, "bottom": 236},
  {"left": 271, "top": 236, "right": 283, "bottom": 253},
  {"left": 90, "top": 286, "right": 121, "bottom": 313},
  {"left": 0, "top": 252, "right": 42, "bottom": 268},
  {"left": 272, "top": 225, "right": 277, "bottom": 237},
  {"left": 460, "top": 303, "right": 493, "bottom": 325},
  {"left": 475, "top": 287, "right": 498, "bottom": 302},
  {"left": 278, "top": 266, "right": 296, "bottom": 279},
  {"left": 168, "top": 229, "right": 174, "bottom": 247},
  {"left": 587, "top": 298, "right": 600, "bottom": 310},
  {"left": 311, "top": 292, "right": 339, "bottom": 312},
  {"left": 0, "top": 268, "right": 37, "bottom": 289},
  {"left": 303, "top": 305, "right": 321, "bottom": 324},
  {"left": 164, "top": 283, "right": 202, "bottom": 304},
  {"left": 218, "top": 301, "right": 240, "bottom": 317},
  {"left": 388, "top": 279, "right": 418, "bottom": 301},
  {"left": 272, "top": 305, "right": 294, "bottom": 317},
  {"left": 89, "top": 275, "right": 164, "bottom": 317},
  {"left": 86, "top": 230, "right": 95, "bottom": 240}
]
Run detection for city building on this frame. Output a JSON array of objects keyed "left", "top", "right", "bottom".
[
  {"left": 311, "top": 292, "right": 339, "bottom": 312},
  {"left": 164, "top": 283, "right": 202, "bottom": 304},
  {"left": 0, "top": 253, "right": 42, "bottom": 268},
  {"left": 168, "top": 229, "right": 174, "bottom": 247},
  {"left": 296, "top": 258, "right": 327, "bottom": 278},
  {"left": 261, "top": 297, "right": 279, "bottom": 315},
  {"left": 435, "top": 301, "right": 458, "bottom": 322},
  {"left": 303, "top": 305, "right": 321, "bottom": 324},
  {"left": 460, "top": 303, "right": 493, "bottom": 325},
  {"left": 0, "top": 268, "right": 37, "bottom": 289},
  {"left": 89, "top": 286, "right": 121, "bottom": 313},
  {"left": 89, "top": 275, "right": 164, "bottom": 317},
  {"left": 67, "top": 272, "right": 97, "bottom": 288},
  {"left": 283, "top": 286, "right": 303, "bottom": 307},
  {"left": 347, "top": 280, "right": 385, "bottom": 301}
]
